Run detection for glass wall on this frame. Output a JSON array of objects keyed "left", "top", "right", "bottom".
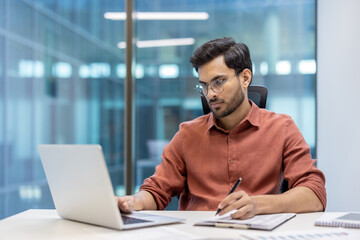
[
  {"left": 0, "top": 0, "right": 125, "bottom": 219},
  {"left": 133, "top": 0, "right": 316, "bottom": 209},
  {"left": 0, "top": 0, "right": 316, "bottom": 218}
]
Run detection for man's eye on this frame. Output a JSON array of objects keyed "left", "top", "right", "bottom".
[{"left": 214, "top": 79, "right": 225, "bottom": 85}]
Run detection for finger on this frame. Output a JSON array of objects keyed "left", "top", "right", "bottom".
[
  {"left": 116, "top": 196, "right": 128, "bottom": 207},
  {"left": 218, "top": 191, "right": 245, "bottom": 210},
  {"left": 116, "top": 196, "right": 133, "bottom": 213},
  {"left": 119, "top": 202, "right": 132, "bottom": 213},
  {"left": 218, "top": 198, "right": 248, "bottom": 216},
  {"left": 218, "top": 192, "right": 255, "bottom": 217},
  {"left": 229, "top": 196, "right": 256, "bottom": 219},
  {"left": 242, "top": 210, "right": 256, "bottom": 220},
  {"left": 230, "top": 205, "right": 254, "bottom": 219}
]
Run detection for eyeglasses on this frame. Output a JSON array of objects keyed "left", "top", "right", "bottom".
[{"left": 195, "top": 73, "right": 238, "bottom": 97}]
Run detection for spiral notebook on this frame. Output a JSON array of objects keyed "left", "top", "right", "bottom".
[{"left": 315, "top": 212, "right": 360, "bottom": 229}]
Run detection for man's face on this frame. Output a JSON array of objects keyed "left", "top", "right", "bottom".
[{"left": 198, "top": 55, "right": 248, "bottom": 119}]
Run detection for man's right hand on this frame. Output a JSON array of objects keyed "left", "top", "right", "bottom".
[
  {"left": 116, "top": 191, "right": 157, "bottom": 213},
  {"left": 116, "top": 195, "right": 137, "bottom": 213}
]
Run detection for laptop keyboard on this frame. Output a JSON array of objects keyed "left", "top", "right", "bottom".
[{"left": 121, "top": 215, "right": 152, "bottom": 225}]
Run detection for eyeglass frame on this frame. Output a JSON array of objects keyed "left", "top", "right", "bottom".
[{"left": 195, "top": 71, "right": 241, "bottom": 97}]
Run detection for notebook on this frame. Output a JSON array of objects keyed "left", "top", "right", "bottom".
[
  {"left": 38, "top": 144, "right": 184, "bottom": 230},
  {"left": 195, "top": 210, "right": 296, "bottom": 231},
  {"left": 315, "top": 212, "right": 360, "bottom": 229}
]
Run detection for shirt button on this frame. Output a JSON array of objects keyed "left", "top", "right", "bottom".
[
  {"left": 229, "top": 159, "right": 234, "bottom": 164},
  {"left": 230, "top": 134, "right": 234, "bottom": 138}
]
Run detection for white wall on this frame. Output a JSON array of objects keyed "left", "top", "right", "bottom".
[{"left": 317, "top": 0, "right": 360, "bottom": 211}]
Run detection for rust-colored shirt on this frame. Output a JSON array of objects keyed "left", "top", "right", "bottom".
[{"left": 140, "top": 101, "right": 326, "bottom": 210}]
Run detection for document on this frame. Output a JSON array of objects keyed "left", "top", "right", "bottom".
[
  {"left": 314, "top": 212, "right": 360, "bottom": 229},
  {"left": 194, "top": 210, "right": 296, "bottom": 231},
  {"left": 241, "top": 229, "right": 356, "bottom": 240}
]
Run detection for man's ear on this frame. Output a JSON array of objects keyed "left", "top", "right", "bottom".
[{"left": 241, "top": 69, "right": 252, "bottom": 87}]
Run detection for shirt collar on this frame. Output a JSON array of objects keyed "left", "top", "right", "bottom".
[{"left": 206, "top": 100, "right": 261, "bottom": 132}]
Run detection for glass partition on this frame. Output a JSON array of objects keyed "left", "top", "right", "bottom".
[{"left": 0, "top": 0, "right": 125, "bottom": 219}]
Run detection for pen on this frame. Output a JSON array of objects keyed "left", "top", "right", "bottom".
[{"left": 215, "top": 177, "right": 242, "bottom": 216}]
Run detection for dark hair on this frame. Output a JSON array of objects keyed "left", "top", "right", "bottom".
[{"left": 189, "top": 37, "right": 252, "bottom": 75}]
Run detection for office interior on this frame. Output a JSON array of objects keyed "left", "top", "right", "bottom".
[{"left": 0, "top": 0, "right": 359, "bottom": 220}]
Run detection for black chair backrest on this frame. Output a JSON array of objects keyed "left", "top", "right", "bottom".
[
  {"left": 201, "top": 85, "right": 268, "bottom": 114},
  {"left": 247, "top": 86, "right": 268, "bottom": 109}
]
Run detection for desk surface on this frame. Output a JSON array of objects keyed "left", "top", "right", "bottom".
[{"left": 0, "top": 210, "right": 359, "bottom": 239}]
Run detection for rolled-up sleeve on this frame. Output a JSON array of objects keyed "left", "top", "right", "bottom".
[
  {"left": 139, "top": 130, "right": 186, "bottom": 210},
  {"left": 282, "top": 116, "right": 327, "bottom": 209}
]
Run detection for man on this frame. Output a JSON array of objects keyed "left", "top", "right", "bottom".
[{"left": 117, "top": 37, "right": 326, "bottom": 219}]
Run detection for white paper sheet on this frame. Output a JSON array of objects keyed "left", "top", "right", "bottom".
[{"left": 241, "top": 228, "right": 358, "bottom": 240}]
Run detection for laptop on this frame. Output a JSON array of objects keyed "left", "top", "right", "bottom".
[{"left": 38, "top": 144, "right": 184, "bottom": 230}]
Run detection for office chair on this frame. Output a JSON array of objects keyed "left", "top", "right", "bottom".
[
  {"left": 200, "top": 85, "right": 289, "bottom": 193},
  {"left": 201, "top": 85, "right": 268, "bottom": 114}
]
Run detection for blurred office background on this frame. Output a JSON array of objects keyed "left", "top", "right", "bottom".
[{"left": 0, "top": 0, "right": 317, "bottom": 219}]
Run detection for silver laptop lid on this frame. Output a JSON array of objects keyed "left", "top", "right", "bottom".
[{"left": 38, "top": 144, "right": 124, "bottom": 229}]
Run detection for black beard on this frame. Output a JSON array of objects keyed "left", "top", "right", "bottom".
[{"left": 210, "top": 86, "right": 245, "bottom": 119}]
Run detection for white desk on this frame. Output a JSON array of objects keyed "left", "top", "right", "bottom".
[{"left": 0, "top": 210, "right": 359, "bottom": 239}]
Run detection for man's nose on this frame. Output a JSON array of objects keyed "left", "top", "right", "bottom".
[{"left": 207, "top": 87, "right": 218, "bottom": 99}]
